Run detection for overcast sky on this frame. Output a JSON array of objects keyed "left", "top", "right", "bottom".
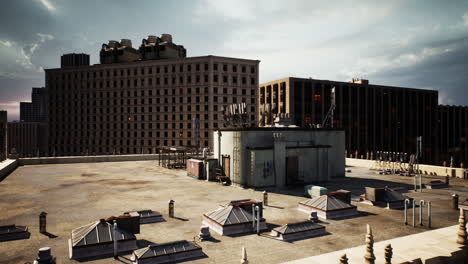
[{"left": 1, "top": 0, "right": 467, "bottom": 120}]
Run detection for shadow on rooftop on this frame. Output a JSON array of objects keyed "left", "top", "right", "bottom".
[
  {"left": 74, "top": 251, "right": 134, "bottom": 263},
  {"left": 41, "top": 231, "right": 58, "bottom": 238},
  {"left": 172, "top": 216, "right": 189, "bottom": 221}
]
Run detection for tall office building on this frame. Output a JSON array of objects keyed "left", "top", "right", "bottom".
[
  {"left": 19, "top": 87, "right": 49, "bottom": 122},
  {"left": 46, "top": 34, "right": 259, "bottom": 156},
  {"left": 0, "top": 110, "right": 7, "bottom": 161},
  {"left": 437, "top": 105, "right": 468, "bottom": 167},
  {"left": 259, "top": 77, "right": 439, "bottom": 164}
]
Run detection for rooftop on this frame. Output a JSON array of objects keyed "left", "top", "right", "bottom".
[{"left": 0, "top": 161, "right": 466, "bottom": 263}]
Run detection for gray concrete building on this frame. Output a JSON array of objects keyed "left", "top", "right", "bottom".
[
  {"left": 213, "top": 127, "right": 345, "bottom": 188},
  {"left": 47, "top": 34, "right": 259, "bottom": 156}
]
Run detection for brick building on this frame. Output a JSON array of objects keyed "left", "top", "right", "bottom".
[
  {"left": 259, "top": 77, "right": 439, "bottom": 165},
  {"left": 7, "top": 121, "right": 48, "bottom": 157},
  {"left": 46, "top": 34, "right": 259, "bottom": 156}
]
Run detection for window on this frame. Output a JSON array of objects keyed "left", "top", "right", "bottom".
[
  {"left": 223, "top": 76, "right": 228, "bottom": 83},
  {"left": 251, "top": 66, "right": 255, "bottom": 74},
  {"left": 233, "top": 65, "right": 237, "bottom": 72},
  {"left": 223, "top": 64, "right": 227, "bottom": 71},
  {"left": 213, "top": 64, "right": 218, "bottom": 71}
]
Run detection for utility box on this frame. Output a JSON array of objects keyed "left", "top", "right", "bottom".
[
  {"left": 205, "top": 159, "right": 218, "bottom": 181},
  {"left": 304, "top": 185, "right": 328, "bottom": 198},
  {"left": 39, "top": 212, "right": 47, "bottom": 233},
  {"left": 106, "top": 212, "right": 140, "bottom": 234},
  {"left": 187, "top": 159, "right": 204, "bottom": 179},
  {"left": 365, "top": 187, "right": 385, "bottom": 202}
]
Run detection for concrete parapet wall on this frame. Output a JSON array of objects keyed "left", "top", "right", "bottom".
[
  {"left": 346, "top": 158, "right": 466, "bottom": 178},
  {"left": 0, "top": 159, "right": 18, "bottom": 180},
  {"left": 18, "top": 154, "right": 160, "bottom": 166}
]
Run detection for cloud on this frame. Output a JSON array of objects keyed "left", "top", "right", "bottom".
[
  {"left": 37, "top": 0, "right": 56, "bottom": 12},
  {"left": 0, "top": 40, "right": 12, "bottom": 47},
  {"left": 464, "top": 12, "right": 468, "bottom": 27}
]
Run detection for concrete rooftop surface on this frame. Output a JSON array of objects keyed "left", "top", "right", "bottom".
[{"left": 0, "top": 161, "right": 467, "bottom": 263}]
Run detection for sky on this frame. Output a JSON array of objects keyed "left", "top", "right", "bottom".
[{"left": 0, "top": 0, "right": 467, "bottom": 121}]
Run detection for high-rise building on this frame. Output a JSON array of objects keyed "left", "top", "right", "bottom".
[
  {"left": 46, "top": 34, "right": 259, "bottom": 156},
  {"left": 259, "top": 77, "right": 439, "bottom": 164},
  {"left": 437, "top": 105, "right": 468, "bottom": 167},
  {"left": 0, "top": 110, "right": 7, "bottom": 161},
  {"left": 19, "top": 87, "right": 49, "bottom": 122}
]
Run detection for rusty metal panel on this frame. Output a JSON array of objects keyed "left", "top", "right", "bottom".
[{"left": 187, "top": 159, "right": 204, "bottom": 179}]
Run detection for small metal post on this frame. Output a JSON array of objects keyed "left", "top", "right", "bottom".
[
  {"left": 412, "top": 199, "right": 416, "bottom": 227},
  {"left": 414, "top": 176, "right": 417, "bottom": 191},
  {"left": 419, "top": 200, "right": 425, "bottom": 226},
  {"left": 256, "top": 205, "right": 260, "bottom": 235},
  {"left": 241, "top": 246, "right": 248, "bottom": 264},
  {"left": 404, "top": 199, "right": 410, "bottom": 225},
  {"left": 452, "top": 194, "right": 459, "bottom": 210},
  {"left": 39, "top": 212, "right": 47, "bottom": 234},
  {"left": 419, "top": 175, "right": 423, "bottom": 192},
  {"left": 113, "top": 220, "right": 118, "bottom": 259},
  {"left": 263, "top": 191, "right": 268, "bottom": 206},
  {"left": 428, "top": 201, "right": 432, "bottom": 229},
  {"left": 168, "top": 200, "right": 174, "bottom": 218}
]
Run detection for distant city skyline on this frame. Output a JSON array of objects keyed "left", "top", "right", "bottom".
[{"left": 1, "top": 0, "right": 468, "bottom": 120}]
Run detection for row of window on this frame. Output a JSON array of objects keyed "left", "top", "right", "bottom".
[
  {"left": 51, "top": 63, "right": 256, "bottom": 80},
  {"left": 51, "top": 97, "right": 257, "bottom": 112},
  {"left": 50, "top": 87, "right": 256, "bottom": 101},
  {"left": 51, "top": 114, "right": 256, "bottom": 130},
  {"left": 50, "top": 75, "right": 257, "bottom": 90}
]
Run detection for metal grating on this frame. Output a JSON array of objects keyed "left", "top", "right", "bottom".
[
  {"left": 273, "top": 221, "right": 324, "bottom": 235},
  {"left": 71, "top": 220, "right": 135, "bottom": 247},
  {"left": 300, "top": 195, "right": 355, "bottom": 211},
  {"left": 204, "top": 205, "right": 254, "bottom": 226},
  {"left": 133, "top": 240, "right": 201, "bottom": 260}
]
